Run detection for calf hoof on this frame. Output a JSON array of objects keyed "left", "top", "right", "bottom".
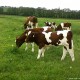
[
  {"left": 72, "top": 58, "right": 75, "bottom": 62},
  {"left": 32, "top": 49, "right": 34, "bottom": 52},
  {"left": 37, "top": 57, "right": 40, "bottom": 59},
  {"left": 61, "top": 58, "right": 64, "bottom": 61}
]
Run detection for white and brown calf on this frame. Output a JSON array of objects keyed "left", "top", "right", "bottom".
[
  {"left": 44, "top": 22, "right": 71, "bottom": 31},
  {"left": 44, "top": 22, "right": 57, "bottom": 29},
  {"left": 26, "top": 30, "right": 75, "bottom": 61},
  {"left": 24, "top": 16, "right": 38, "bottom": 29},
  {"left": 55, "top": 22, "right": 71, "bottom": 31},
  {"left": 16, "top": 27, "right": 53, "bottom": 52}
]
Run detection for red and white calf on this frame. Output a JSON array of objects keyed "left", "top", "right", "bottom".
[
  {"left": 55, "top": 22, "right": 71, "bottom": 31},
  {"left": 44, "top": 22, "right": 57, "bottom": 29},
  {"left": 44, "top": 22, "right": 71, "bottom": 31},
  {"left": 24, "top": 16, "right": 38, "bottom": 29},
  {"left": 26, "top": 30, "right": 75, "bottom": 61},
  {"left": 16, "top": 27, "right": 53, "bottom": 52}
]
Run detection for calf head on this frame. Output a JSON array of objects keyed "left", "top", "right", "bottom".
[
  {"left": 16, "top": 37, "right": 22, "bottom": 48},
  {"left": 16, "top": 34, "right": 27, "bottom": 48},
  {"left": 44, "top": 22, "right": 52, "bottom": 26},
  {"left": 44, "top": 22, "right": 56, "bottom": 29}
]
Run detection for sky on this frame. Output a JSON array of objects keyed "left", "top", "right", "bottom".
[{"left": 0, "top": 0, "right": 80, "bottom": 10}]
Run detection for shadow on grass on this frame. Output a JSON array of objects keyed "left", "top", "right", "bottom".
[{"left": 10, "top": 46, "right": 19, "bottom": 54}]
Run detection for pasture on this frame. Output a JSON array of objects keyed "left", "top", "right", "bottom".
[{"left": 0, "top": 15, "right": 80, "bottom": 80}]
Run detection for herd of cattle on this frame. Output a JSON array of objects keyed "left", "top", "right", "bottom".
[{"left": 15, "top": 16, "right": 75, "bottom": 61}]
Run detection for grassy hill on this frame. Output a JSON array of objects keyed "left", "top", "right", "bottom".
[{"left": 0, "top": 15, "right": 80, "bottom": 80}]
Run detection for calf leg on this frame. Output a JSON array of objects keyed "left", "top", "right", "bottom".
[
  {"left": 68, "top": 40, "right": 75, "bottom": 61},
  {"left": 61, "top": 46, "right": 68, "bottom": 61},
  {"left": 31, "top": 43, "right": 34, "bottom": 52},
  {"left": 25, "top": 43, "right": 34, "bottom": 52},
  {"left": 41, "top": 46, "right": 46, "bottom": 57},
  {"left": 66, "top": 40, "right": 75, "bottom": 61},
  {"left": 25, "top": 43, "right": 28, "bottom": 51},
  {"left": 37, "top": 47, "right": 44, "bottom": 59},
  {"left": 67, "top": 47, "right": 75, "bottom": 61}
]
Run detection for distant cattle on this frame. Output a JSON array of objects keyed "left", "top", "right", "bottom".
[
  {"left": 44, "top": 22, "right": 57, "bottom": 29},
  {"left": 16, "top": 27, "right": 53, "bottom": 52},
  {"left": 24, "top": 16, "right": 38, "bottom": 29},
  {"left": 55, "top": 22, "right": 71, "bottom": 31},
  {"left": 44, "top": 22, "right": 71, "bottom": 31},
  {"left": 26, "top": 30, "right": 75, "bottom": 61}
]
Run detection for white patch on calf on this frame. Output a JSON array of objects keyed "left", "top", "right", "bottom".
[
  {"left": 42, "top": 32, "right": 52, "bottom": 43},
  {"left": 43, "top": 26, "right": 49, "bottom": 31},
  {"left": 57, "top": 30, "right": 70, "bottom": 45},
  {"left": 28, "top": 31, "right": 31, "bottom": 35},
  {"left": 57, "top": 30, "right": 69, "bottom": 37}
]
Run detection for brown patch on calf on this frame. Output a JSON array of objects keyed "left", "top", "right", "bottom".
[
  {"left": 26, "top": 32, "right": 47, "bottom": 49},
  {"left": 59, "top": 34, "right": 64, "bottom": 40},
  {"left": 55, "top": 22, "right": 71, "bottom": 31},
  {"left": 57, "top": 34, "right": 64, "bottom": 45},
  {"left": 55, "top": 24, "right": 63, "bottom": 31},
  {"left": 67, "top": 31, "right": 73, "bottom": 49},
  {"left": 49, "top": 33, "right": 63, "bottom": 46},
  {"left": 45, "top": 28, "right": 53, "bottom": 33},
  {"left": 49, "top": 32, "right": 59, "bottom": 46},
  {"left": 64, "top": 23, "right": 71, "bottom": 28}
]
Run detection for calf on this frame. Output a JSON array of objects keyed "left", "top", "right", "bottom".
[
  {"left": 55, "top": 22, "right": 71, "bottom": 31},
  {"left": 16, "top": 27, "right": 53, "bottom": 52},
  {"left": 44, "top": 22, "right": 71, "bottom": 31},
  {"left": 26, "top": 30, "right": 75, "bottom": 61},
  {"left": 24, "top": 16, "right": 38, "bottom": 29},
  {"left": 44, "top": 22, "right": 57, "bottom": 29}
]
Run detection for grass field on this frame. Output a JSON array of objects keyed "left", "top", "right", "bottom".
[{"left": 0, "top": 15, "right": 80, "bottom": 80}]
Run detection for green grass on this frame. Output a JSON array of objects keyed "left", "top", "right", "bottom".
[{"left": 0, "top": 15, "right": 80, "bottom": 80}]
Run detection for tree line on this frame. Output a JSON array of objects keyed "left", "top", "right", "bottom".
[{"left": 0, "top": 6, "right": 80, "bottom": 19}]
